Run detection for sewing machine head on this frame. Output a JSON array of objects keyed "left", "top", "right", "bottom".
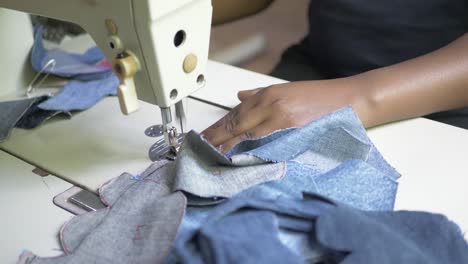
[{"left": 0, "top": 0, "right": 212, "bottom": 147}]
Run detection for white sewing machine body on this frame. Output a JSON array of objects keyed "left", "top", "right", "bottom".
[
  {"left": 0, "top": 1, "right": 212, "bottom": 146},
  {"left": 0, "top": 0, "right": 212, "bottom": 108}
]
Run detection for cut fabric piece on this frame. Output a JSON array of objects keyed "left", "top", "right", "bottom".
[
  {"left": 229, "top": 107, "right": 399, "bottom": 181},
  {"left": 225, "top": 107, "right": 399, "bottom": 210},
  {"left": 31, "top": 27, "right": 112, "bottom": 80},
  {"left": 175, "top": 195, "right": 335, "bottom": 264},
  {"left": 313, "top": 160, "right": 398, "bottom": 211},
  {"left": 0, "top": 97, "right": 42, "bottom": 142},
  {"left": 18, "top": 161, "right": 187, "bottom": 264},
  {"left": 31, "top": 26, "right": 118, "bottom": 113},
  {"left": 1, "top": 27, "right": 118, "bottom": 141},
  {"left": 173, "top": 131, "right": 286, "bottom": 198},
  {"left": 315, "top": 199, "right": 468, "bottom": 264},
  {"left": 177, "top": 193, "right": 468, "bottom": 264},
  {"left": 170, "top": 107, "right": 401, "bottom": 262},
  {"left": 18, "top": 107, "right": 406, "bottom": 263},
  {"left": 38, "top": 75, "right": 118, "bottom": 112},
  {"left": 15, "top": 96, "right": 72, "bottom": 129},
  {"left": 199, "top": 211, "right": 303, "bottom": 264}
]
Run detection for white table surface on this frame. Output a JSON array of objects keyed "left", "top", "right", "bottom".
[
  {"left": 0, "top": 98, "right": 226, "bottom": 191},
  {"left": 0, "top": 150, "right": 73, "bottom": 263},
  {"left": 1, "top": 60, "right": 467, "bottom": 263}
]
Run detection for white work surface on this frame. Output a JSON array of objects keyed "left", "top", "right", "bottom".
[
  {"left": 0, "top": 150, "right": 73, "bottom": 263},
  {"left": 1, "top": 61, "right": 467, "bottom": 262},
  {"left": 0, "top": 98, "right": 226, "bottom": 191}
]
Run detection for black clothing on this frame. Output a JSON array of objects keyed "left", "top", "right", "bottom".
[{"left": 271, "top": 0, "right": 468, "bottom": 129}]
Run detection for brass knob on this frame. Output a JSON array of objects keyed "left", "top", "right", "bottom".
[{"left": 113, "top": 54, "right": 140, "bottom": 81}]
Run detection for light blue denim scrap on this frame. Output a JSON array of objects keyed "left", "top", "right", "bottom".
[
  {"left": 228, "top": 107, "right": 400, "bottom": 181},
  {"left": 18, "top": 161, "right": 187, "bottom": 264},
  {"left": 16, "top": 106, "right": 403, "bottom": 263},
  {"left": 173, "top": 131, "right": 286, "bottom": 198},
  {"left": 315, "top": 200, "right": 468, "bottom": 264},
  {"left": 22, "top": 27, "right": 118, "bottom": 114},
  {"left": 170, "top": 107, "right": 401, "bottom": 262},
  {"left": 239, "top": 159, "right": 398, "bottom": 211},
  {"left": 177, "top": 193, "right": 468, "bottom": 264},
  {"left": 0, "top": 97, "right": 39, "bottom": 142},
  {"left": 38, "top": 75, "right": 118, "bottom": 112},
  {"left": 173, "top": 194, "right": 335, "bottom": 264},
  {"left": 0, "top": 95, "right": 73, "bottom": 143},
  {"left": 15, "top": 96, "right": 72, "bottom": 129},
  {"left": 227, "top": 107, "right": 400, "bottom": 210},
  {"left": 31, "top": 27, "right": 112, "bottom": 81}
]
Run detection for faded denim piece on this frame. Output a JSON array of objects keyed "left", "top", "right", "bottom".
[
  {"left": 31, "top": 26, "right": 118, "bottom": 112},
  {"left": 18, "top": 161, "right": 187, "bottom": 264},
  {"left": 0, "top": 97, "right": 43, "bottom": 142},
  {"left": 15, "top": 96, "right": 72, "bottom": 129},
  {"left": 18, "top": 107, "right": 403, "bottom": 263},
  {"left": 174, "top": 131, "right": 286, "bottom": 198},
  {"left": 228, "top": 107, "right": 399, "bottom": 181},
  {"left": 314, "top": 201, "right": 468, "bottom": 264},
  {"left": 225, "top": 107, "right": 399, "bottom": 211},
  {"left": 171, "top": 107, "right": 400, "bottom": 263},
  {"left": 175, "top": 194, "right": 336, "bottom": 264},
  {"left": 0, "top": 27, "right": 119, "bottom": 143},
  {"left": 38, "top": 75, "right": 119, "bottom": 112},
  {"left": 17, "top": 133, "right": 284, "bottom": 263},
  {"left": 179, "top": 193, "right": 468, "bottom": 264},
  {"left": 31, "top": 27, "right": 112, "bottom": 80}
]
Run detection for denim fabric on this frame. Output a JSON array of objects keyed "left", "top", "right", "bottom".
[
  {"left": 1, "top": 27, "right": 117, "bottom": 140},
  {"left": 31, "top": 27, "right": 112, "bottom": 80},
  {"left": 0, "top": 97, "right": 42, "bottom": 142},
  {"left": 175, "top": 194, "right": 468, "bottom": 264},
  {"left": 170, "top": 107, "right": 398, "bottom": 210},
  {"left": 15, "top": 96, "right": 72, "bottom": 129},
  {"left": 30, "top": 26, "right": 118, "bottom": 112},
  {"left": 198, "top": 211, "right": 302, "bottom": 264},
  {"left": 38, "top": 75, "right": 118, "bottom": 112},
  {"left": 228, "top": 107, "right": 399, "bottom": 181},
  {"left": 18, "top": 107, "right": 405, "bottom": 263},
  {"left": 224, "top": 107, "right": 399, "bottom": 211},
  {"left": 18, "top": 161, "right": 187, "bottom": 264},
  {"left": 167, "top": 107, "right": 401, "bottom": 263},
  {"left": 174, "top": 195, "right": 335, "bottom": 264},
  {"left": 174, "top": 131, "right": 286, "bottom": 198},
  {"left": 315, "top": 201, "right": 468, "bottom": 264}
]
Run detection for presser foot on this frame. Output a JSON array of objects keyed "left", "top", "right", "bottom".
[{"left": 148, "top": 128, "right": 185, "bottom": 162}]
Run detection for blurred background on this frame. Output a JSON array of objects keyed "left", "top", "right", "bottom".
[
  {"left": 210, "top": 0, "right": 309, "bottom": 75},
  {"left": 33, "top": 0, "right": 310, "bottom": 76}
]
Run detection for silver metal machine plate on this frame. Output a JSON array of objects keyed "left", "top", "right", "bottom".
[{"left": 148, "top": 133, "right": 185, "bottom": 161}]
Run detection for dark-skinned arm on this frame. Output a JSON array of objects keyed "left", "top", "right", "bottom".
[{"left": 202, "top": 33, "right": 468, "bottom": 152}]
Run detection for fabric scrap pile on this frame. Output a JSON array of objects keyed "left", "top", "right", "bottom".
[
  {"left": 18, "top": 108, "right": 468, "bottom": 264},
  {"left": 0, "top": 27, "right": 117, "bottom": 143}
]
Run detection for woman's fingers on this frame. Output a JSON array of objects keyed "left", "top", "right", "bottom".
[
  {"left": 202, "top": 98, "right": 270, "bottom": 146},
  {"left": 218, "top": 119, "right": 281, "bottom": 153}
]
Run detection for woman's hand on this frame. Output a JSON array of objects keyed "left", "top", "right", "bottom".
[
  {"left": 202, "top": 33, "right": 468, "bottom": 152},
  {"left": 201, "top": 76, "right": 371, "bottom": 152}
]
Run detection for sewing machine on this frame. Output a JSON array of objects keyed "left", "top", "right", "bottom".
[
  {"left": 1, "top": 1, "right": 468, "bottom": 262},
  {"left": 0, "top": 0, "right": 212, "bottom": 149}
]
